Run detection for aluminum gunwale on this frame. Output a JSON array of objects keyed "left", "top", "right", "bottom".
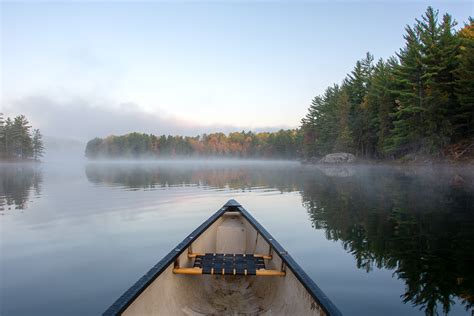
[
  {"left": 103, "top": 199, "right": 342, "bottom": 316},
  {"left": 103, "top": 204, "right": 229, "bottom": 315},
  {"left": 234, "top": 202, "right": 342, "bottom": 316}
]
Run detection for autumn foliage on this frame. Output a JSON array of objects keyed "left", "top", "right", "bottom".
[{"left": 85, "top": 130, "right": 301, "bottom": 159}]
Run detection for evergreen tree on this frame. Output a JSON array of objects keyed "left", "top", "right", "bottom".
[
  {"left": 0, "top": 114, "right": 43, "bottom": 160},
  {"left": 300, "top": 7, "right": 470, "bottom": 159},
  {"left": 12, "top": 115, "right": 32, "bottom": 159},
  {"left": 304, "top": 85, "right": 342, "bottom": 155},
  {"left": 387, "top": 23, "right": 425, "bottom": 154},
  {"left": 334, "top": 89, "right": 354, "bottom": 152},
  {"left": 344, "top": 52, "right": 374, "bottom": 156},
  {"left": 301, "top": 96, "right": 323, "bottom": 158},
  {"left": 0, "top": 113, "right": 4, "bottom": 157},
  {"left": 453, "top": 18, "right": 474, "bottom": 139},
  {"left": 2, "top": 117, "right": 13, "bottom": 157},
  {"left": 418, "top": 8, "right": 459, "bottom": 152},
  {"left": 363, "top": 58, "right": 398, "bottom": 157},
  {"left": 32, "top": 129, "right": 45, "bottom": 160},
  {"left": 388, "top": 7, "right": 461, "bottom": 155}
]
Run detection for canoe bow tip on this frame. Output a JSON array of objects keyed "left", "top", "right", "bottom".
[{"left": 224, "top": 199, "right": 241, "bottom": 207}]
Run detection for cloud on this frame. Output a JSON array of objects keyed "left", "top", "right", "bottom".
[
  {"left": 3, "top": 96, "right": 188, "bottom": 139},
  {"left": 2, "top": 95, "right": 290, "bottom": 142}
]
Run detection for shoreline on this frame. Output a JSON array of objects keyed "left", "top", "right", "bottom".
[
  {"left": 0, "top": 158, "right": 41, "bottom": 163},
  {"left": 301, "top": 155, "right": 474, "bottom": 166},
  {"left": 2, "top": 156, "right": 472, "bottom": 166}
]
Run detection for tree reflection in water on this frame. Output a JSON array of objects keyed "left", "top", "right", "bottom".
[
  {"left": 84, "top": 162, "right": 474, "bottom": 315},
  {"left": 301, "top": 166, "right": 474, "bottom": 316},
  {"left": 85, "top": 162, "right": 303, "bottom": 192},
  {"left": 0, "top": 164, "right": 42, "bottom": 210}
]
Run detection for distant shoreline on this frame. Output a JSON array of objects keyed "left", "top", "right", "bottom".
[
  {"left": 1, "top": 156, "right": 470, "bottom": 165},
  {"left": 81, "top": 155, "right": 474, "bottom": 165},
  {"left": 84, "top": 157, "right": 299, "bottom": 163},
  {"left": 0, "top": 158, "right": 41, "bottom": 163},
  {"left": 303, "top": 157, "right": 474, "bottom": 166}
]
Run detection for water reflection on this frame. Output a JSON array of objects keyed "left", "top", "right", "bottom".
[
  {"left": 0, "top": 164, "right": 42, "bottom": 211},
  {"left": 85, "top": 161, "right": 303, "bottom": 192},
  {"left": 2, "top": 161, "right": 472, "bottom": 315},
  {"left": 85, "top": 162, "right": 474, "bottom": 315},
  {"left": 315, "top": 164, "right": 356, "bottom": 177},
  {"left": 301, "top": 166, "right": 474, "bottom": 315}
]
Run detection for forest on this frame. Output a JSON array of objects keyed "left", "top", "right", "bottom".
[
  {"left": 84, "top": 7, "right": 473, "bottom": 160},
  {"left": 85, "top": 129, "right": 301, "bottom": 159},
  {"left": 0, "top": 114, "right": 45, "bottom": 161},
  {"left": 301, "top": 7, "right": 473, "bottom": 159}
]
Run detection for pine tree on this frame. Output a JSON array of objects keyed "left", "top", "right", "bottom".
[
  {"left": 334, "top": 89, "right": 354, "bottom": 152},
  {"left": 12, "top": 115, "right": 33, "bottom": 159},
  {"left": 301, "top": 96, "right": 324, "bottom": 158},
  {"left": 0, "top": 113, "right": 4, "bottom": 157},
  {"left": 388, "top": 7, "right": 461, "bottom": 155},
  {"left": 301, "top": 85, "right": 342, "bottom": 157},
  {"left": 418, "top": 8, "right": 459, "bottom": 152},
  {"left": 32, "top": 129, "right": 45, "bottom": 160},
  {"left": 388, "top": 23, "right": 425, "bottom": 154},
  {"left": 344, "top": 52, "right": 374, "bottom": 157},
  {"left": 363, "top": 58, "right": 398, "bottom": 157},
  {"left": 300, "top": 6, "right": 470, "bottom": 159},
  {"left": 453, "top": 18, "right": 474, "bottom": 139},
  {"left": 2, "top": 117, "right": 14, "bottom": 157},
  {"left": 0, "top": 114, "right": 44, "bottom": 160},
  {"left": 316, "top": 85, "right": 341, "bottom": 155}
]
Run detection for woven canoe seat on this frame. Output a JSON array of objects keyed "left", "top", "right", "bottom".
[{"left": 193, "top": 253, "right": 266, "bottom": 276}]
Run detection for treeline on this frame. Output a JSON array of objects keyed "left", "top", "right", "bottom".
[
  {"left": 85, "top": 130, "right": 301, "bottom": 159},
  {"left": 0, "top": 114, "right": 45, "bottom": 161},
  {"left": 301, "top": 8, "right": 473, "bottom": 159},
  {"left": 85, "top": 7, "right": 472, "bottom": 161}
]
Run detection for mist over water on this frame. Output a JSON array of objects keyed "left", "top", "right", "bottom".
[{"left": 1, "top": 160, "right": 473, "bottom": 315}]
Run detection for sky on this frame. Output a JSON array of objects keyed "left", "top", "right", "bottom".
[{"left": 1, "top": 1, "right": 472, "bottom": 141}]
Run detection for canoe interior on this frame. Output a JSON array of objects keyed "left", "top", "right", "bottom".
[{"left": 106, "top": 201, "right": 340, "bottom": 316}]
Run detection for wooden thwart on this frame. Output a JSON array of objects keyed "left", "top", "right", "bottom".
[{"left": 173, "top": 267, "right": 285, "bottom": 276}]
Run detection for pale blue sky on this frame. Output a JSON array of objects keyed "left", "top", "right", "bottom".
[{"left": 1, "top": 1, "right": 472, "bottom": 139}]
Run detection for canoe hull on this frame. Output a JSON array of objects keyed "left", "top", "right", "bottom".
[{"left": 104, "top": 200, "right": 341, "bottom": 316}]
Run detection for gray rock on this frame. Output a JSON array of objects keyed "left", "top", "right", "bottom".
[{"left": 319, "top": 152, "right": 356, "bottom": 164}]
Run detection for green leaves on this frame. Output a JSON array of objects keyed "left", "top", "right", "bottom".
[
  {"left": 32, "top": 129, "right": 45, "bottom": 160},
  {"left": 0, "top": 114, "right": 43, "bottom": 161},
  {"left": 301, "top": 6, "right": 471, "bottom": 159}
]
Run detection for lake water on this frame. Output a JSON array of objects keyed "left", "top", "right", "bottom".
[{"left": 1, "top": 160, "right": 473, "bottom": 316}]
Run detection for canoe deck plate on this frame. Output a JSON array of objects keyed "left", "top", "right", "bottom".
[{"left": 193, "top": 253, "right": 265, "bottom": 275}]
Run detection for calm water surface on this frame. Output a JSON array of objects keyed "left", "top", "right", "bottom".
[{"left": 1, "top": 160, "right": 473, "bottom": 316}]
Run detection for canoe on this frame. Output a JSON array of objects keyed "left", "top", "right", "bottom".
[{"left": 104, "top": 199, "right": 341, "bottom": 316}]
